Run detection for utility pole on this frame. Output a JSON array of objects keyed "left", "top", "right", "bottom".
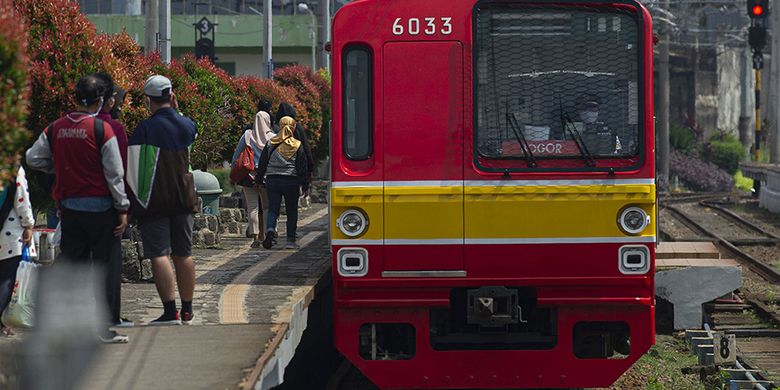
[
  {"left": 263, "top": 0, "right": 273, "bottom": 78},
  {"left": 159, "top": 0, "right": 171, "bottom": 64},
  {"left": 323, "top": 0, "right": 331, "bottom": 73},
  {"left": 144, "top": 0, "right": 159, "bottom": 55},
  {"left": 740, "top": 48, "right": 754, "bottom": 160},
  {"left": 772, "top": 0, "right": 780, "bottom": 162},
  {"left": 658, "top": 0, "right": 671, "bottom": 190}
]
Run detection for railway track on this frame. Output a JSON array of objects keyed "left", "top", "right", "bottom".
[
  {"left": 660, "top": 197, "right": 780, "bottom": 387},
  {"left": 663, "top": 203, "right": 780, "bottom": 284}
]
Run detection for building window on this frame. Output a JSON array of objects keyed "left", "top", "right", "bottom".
[{"left": 342, "top": 46, "right": 372, "bottom": 160}]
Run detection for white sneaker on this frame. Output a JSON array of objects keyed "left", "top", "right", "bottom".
[{"left": 100, "top": 330, "right": 129, "bottom": 344}]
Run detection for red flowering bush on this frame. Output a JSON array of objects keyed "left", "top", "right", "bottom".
[
  {"left": 11, "top": 0, "right": 331, "bottom": 178},
  {"left": 0, "top": 0, "right": 30, "bottom": 187},
  {"left": 273, "top": 65, "right": 323, "bottom": 148}
]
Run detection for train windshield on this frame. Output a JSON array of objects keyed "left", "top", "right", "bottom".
[{"left": 474, "top": 4, "right": 642, "bottom": 165}]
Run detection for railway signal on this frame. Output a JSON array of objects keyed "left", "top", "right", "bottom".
[
  {"left": 193, "top": 17, "right": 217, "bottom": 63},
  {"left": 747, "top": 0, "right": 768, "bottom": 160}
]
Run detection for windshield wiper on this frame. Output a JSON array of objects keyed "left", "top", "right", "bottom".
[
  {"left": 506, "top": 112, "right": 537, "bottom": 168},
  {"left": 560, "top": 112, "right": 596, "bottom": 167}
]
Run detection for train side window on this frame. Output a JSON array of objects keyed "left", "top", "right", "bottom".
[{"left": 343, "top": 46, "right": 373, "bottom": 160}]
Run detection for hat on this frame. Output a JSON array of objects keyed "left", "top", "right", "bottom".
[
  {"left": 144, "top": 75, "right": 172, "bottom": 97},
  {"left": 579, "top": 94, "right": 600, "bottom": 109}
]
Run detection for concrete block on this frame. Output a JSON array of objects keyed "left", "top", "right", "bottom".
[
  {"left": 220, "top": 196, "right": 241, "bottom": 209},
  {"left": 655, "top": 266, "right": 742, "bottom": 330}
]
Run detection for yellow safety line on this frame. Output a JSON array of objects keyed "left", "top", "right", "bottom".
[{"left": 219, "top": 208, "right": 328, "bottom": 324}]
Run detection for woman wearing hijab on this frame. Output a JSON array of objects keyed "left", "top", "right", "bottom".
[
  {"left": 256, "top": 116, "right": 311, "bottom": 249},
  {"left": 0, "top": 166, "right": 36, "bottom": 336},
  {"left": 232, "top": 110, "right": 275, "bottom": 248},
  {"left": 273, "top": 103, "right": 315, "bottom": 177}
]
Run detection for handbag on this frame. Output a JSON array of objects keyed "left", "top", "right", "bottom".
[
  {"left": 230, "top": 144, "right": 255, "bottom": 186},
  {"left": 1, "top": 245, "right": 40, "bottom": 328}
]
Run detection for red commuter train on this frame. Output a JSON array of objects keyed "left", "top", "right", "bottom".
[{"left": 330, "top": 0, "right": 656, "bottom": 388}]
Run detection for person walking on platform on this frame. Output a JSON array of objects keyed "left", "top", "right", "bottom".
[
  {"left": 273, "top": 103, "right": 315, "bottom": 176},
  {"left": 127, "top": 75, "right": 198, "bottom": 325},
  {"left": 257, "top": 116, "right": 311, "bottom": 250},
  {"left": 231, "top": 108, "right": 275, "bottom": 248},
  {"left": 94, "top": 73, "right": 133, "bottom": 328},
  {"left": 26, "top": 74, "right": 130, "bottom": 344},
  {"left": 0, "top": 166, "right": 36, "bottom": 336}
]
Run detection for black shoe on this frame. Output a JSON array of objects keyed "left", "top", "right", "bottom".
[
  {"left": 148, "top": 312, "right": 182, "bottom": 326},
  {"left": 262, "top": 230, "right": 277, "bottom": 249},
  {"left": 180, "top": 310, "right": 194, "bottom": 325}
]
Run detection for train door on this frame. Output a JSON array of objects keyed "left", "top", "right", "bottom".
[{"left": 382, "top": 41, "right": 465, "bottom": 272}]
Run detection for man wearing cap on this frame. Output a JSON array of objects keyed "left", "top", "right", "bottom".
[
  {"left": 26, "top": 74, "right": 130, "bottom": 344},
  {"left": 577, "top": 95, "right": 622, "bottom": 155},
  {"left": 127, "top": 75, "right": 199, "bottom": 325}
]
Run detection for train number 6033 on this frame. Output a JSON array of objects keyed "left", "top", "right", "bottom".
[{"left": 392, "top": 17, "right": 452, "bottom": 36}]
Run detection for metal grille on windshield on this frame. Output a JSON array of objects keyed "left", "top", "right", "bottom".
[{"left": 474, "top": 4, "right": 641, "bottom": 166}]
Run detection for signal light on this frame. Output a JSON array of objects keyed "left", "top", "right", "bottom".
[{"left": 748, "top": 0, "right": 768, "bottom": 19}]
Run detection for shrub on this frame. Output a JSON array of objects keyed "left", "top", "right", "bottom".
[
  {"left": 705, "top": 132, "right": 745, "bottom": 175},
  {"left": 273, "top": 65, "right": 323, "bottom": 151},
  {"left": 181, "top": 56, "right": 254, "bottom": 168},
  {"left": 0, "top": 0, "right": 30, "bottom": 187},
  {"left": 670, "top": 150, "right": 734, "bottom": 192},
  {"left": 14, "top": 0, "right": 118, "bottom": 134},
  {"left": 669, "top": 123, "right": 698, "bottom": 154}
]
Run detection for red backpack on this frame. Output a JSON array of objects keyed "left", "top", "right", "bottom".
[{"left": 230, "top": 144, "right": 255, "bottom": 186}]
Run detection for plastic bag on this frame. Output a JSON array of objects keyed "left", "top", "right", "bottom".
[
  {"left": 51, "top": 222, "right": 61, "bottom": 247},
  {"left": 1, "top": 247, "right": 40, "bottom": 328}
]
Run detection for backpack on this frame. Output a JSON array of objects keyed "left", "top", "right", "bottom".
[{"left": 230, "top": 144, "right": 255, "bottom": 186}]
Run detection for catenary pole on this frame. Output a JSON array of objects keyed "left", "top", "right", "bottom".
[
  {"left": 771, "top": 1, "right": 780, "bottom": 162},
  {"left": 323, "top": 0, "right": 331, "bottom": 73},
  {"left": 158, "top": 0, "right": 171, "bottom": 64},
  {"left": 740, "top": 47, "right": 754, "bottom": 161},
  {"left": 144, "top": 0, "right": 159, "bottom": 55},
  {"left": 263, "top": 0, "right": 273, "bottom": 78},
  {"left": 658, "top": 0, "right": 671, "bottom": 189}
]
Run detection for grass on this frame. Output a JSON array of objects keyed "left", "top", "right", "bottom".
[
  {"left": 734, "top": 170, "right": 755, "bottom": 193},
  {"left": 608, "top": 335, "right": 710, "bottom": 390}
]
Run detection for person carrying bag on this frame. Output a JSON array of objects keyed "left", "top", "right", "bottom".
[
  {"left": 231, "top": 110, "right": 275, "bottom": 248},
  {"left": 0, "top": 166, "right": 37, "bottom": 335}
]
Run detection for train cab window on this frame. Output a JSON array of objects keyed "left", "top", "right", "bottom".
[
  {"left": 474, "top": 3, "right": 642, "bottom": 167},
  {"left": 343, "top": 46, "right": 373, "bottom": 160}
]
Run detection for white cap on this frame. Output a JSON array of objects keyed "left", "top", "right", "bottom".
[{"left": 144, "top": 75, "right": 172, "bottom": 97}]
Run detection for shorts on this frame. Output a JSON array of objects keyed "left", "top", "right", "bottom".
[{"left": 139, "top": 214, "right": 194, "bottom": 258}]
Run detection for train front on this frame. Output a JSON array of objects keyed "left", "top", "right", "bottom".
[{"left": 331, "top": 0, "right": 655, "bottom": 388}]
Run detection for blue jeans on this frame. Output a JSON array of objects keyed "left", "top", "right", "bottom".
[{"left": 266, "top": 176, "right": 300, "bottom": 243}]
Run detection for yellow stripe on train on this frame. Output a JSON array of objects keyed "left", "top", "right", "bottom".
[{"left": 331, "top": 184, "right": 656, "bottom": 241}]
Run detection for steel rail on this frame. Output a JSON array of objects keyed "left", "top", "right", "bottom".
[
  {"left": 665, "top": 205, "right": 780, "bottom": 284},
  {"left": 699, "top": 201, "right": 780, "bottom": 240}
]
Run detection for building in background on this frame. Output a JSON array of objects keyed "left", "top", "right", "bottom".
[{"left": 79, "top": 0, "right": 352, "bottom": 76}]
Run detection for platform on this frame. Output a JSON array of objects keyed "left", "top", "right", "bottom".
[
  {"left": 741, "top": 162, "right": 780, "bottom": 213},
  {"left": 655, "top": 241, "right": 742, "bottom": 330},
  {"left": 76, "top": 205, "right": 330, "bottom": 390}
]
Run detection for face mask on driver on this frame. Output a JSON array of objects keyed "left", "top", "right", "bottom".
[{"left": 580, "top": 110, "right": 599, "bottom": 124}]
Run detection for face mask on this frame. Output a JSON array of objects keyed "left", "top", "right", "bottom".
[
  {"left": 580, "top": 110, "right": 599, "bottom": 124},
  {"left": 90, "top": 97, "right": 104, "bottom": 117}
]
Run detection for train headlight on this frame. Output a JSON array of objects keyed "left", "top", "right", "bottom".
[
  {"left": 337, "top": 209, "right": 368, "bottom": 237},
  {"left": 618, "top": 207, "right": 650, "bottom": 235}
]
